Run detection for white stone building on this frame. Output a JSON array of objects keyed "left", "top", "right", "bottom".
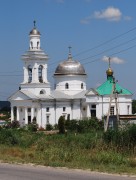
[{"left": 8, "top": 23, "right": 133, "bottom": 128}]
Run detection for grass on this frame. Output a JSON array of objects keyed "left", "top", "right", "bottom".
[{"left": 0, "top": 129, "right": 136, "bottom": 175}]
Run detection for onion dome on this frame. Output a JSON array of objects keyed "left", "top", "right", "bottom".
[
  {"left": 29, "top": 20, "right": 41, "bottom": 35},
  {"left": 106, "top": 67, "right": 113, "bottom": 76},
  {"left": 54, "top": 48, "right": 86, "bottom": 76}
]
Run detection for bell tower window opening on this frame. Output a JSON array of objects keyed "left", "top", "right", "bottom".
[
  {"left": 65, "top": 83, "right": 69, "bottom": 89},
  {"left": 28, "top": 65, "right": 32, "bottom": 83},
  {"left": 30, "top": 41, "right": 33, "bottom": 49},
  {"left": 37, "top": 41, "right": 39, "bottom": 49},
  {"left": 38, "top": 65, "right": 43, "bottom": 83},
  {"left": 63, "top": 107, "right": 66, "bottom": 112},
  {"left": 81, "top": 83, "right": 84, "bottom": 89}
]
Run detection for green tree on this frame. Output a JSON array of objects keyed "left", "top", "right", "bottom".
[
  {"left": 132, "top": 100, "right": 136, "bottom": 114},
  {"left": 58, "top": 116, "right": 65, "bottom": 134}
]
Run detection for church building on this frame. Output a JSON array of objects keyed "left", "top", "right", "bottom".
[{"left": 8, "top": 23, "right": 133, "bottom": 127}]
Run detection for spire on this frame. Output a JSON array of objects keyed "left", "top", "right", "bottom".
[{"left": 68, "top": 46, "right": 72, "bottom": 61}]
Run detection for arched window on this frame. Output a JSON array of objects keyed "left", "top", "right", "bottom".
[
  {"left": 40, "top": 90, "right": 46, "bottom": 94},
  {"left": 28, "top": 65, "right": 32, "bottom": 83},
  {"left": 65, "top": 83, "right": 69, "bottom": 89},
  {"left": 38, "top": 65, "right": 43, "bottom": 83},
  {"left": 30, "top": 41, "right": 33, "bottom": 49},
  {"left": 37, "top": 41, "right": 39, "bottom": 49},
  {"left": 81, "top": 83, "right": 84, "bottom": 89}
]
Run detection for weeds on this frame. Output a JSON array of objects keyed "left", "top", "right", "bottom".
[{"left": 0, "top": 124, "right": 136, "bottom": 174}]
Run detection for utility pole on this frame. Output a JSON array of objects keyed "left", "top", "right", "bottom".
[{"left": 104, "top": 58, "right": 120, "bottom": 132}]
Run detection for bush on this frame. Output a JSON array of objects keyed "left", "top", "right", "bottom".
[
  {"left": 65, "top": 118, "right": 104, "bottom": 133},
  {"left": 58, "top": 116, "right": 65, "bottom": 134},
  {"left": 4, "top": 120, "right": 20, "bottom": 129},
  {"left": 27, "top": 122, "right": 38, "bottom": 132},
  {"left": 103, "top": 124, "right": 136, "bottom": 152},
  {"left": 46, "top": 124, "right": 53, "bottom": 131}
]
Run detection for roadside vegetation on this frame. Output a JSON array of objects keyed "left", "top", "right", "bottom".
[{"left": 0, "top": 117, "right": 136, "bottom": 174}]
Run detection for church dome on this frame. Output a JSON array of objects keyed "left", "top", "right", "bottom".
[
  {"left": 54, "top": 52, "right": 86, "bottom": 76},
  {"left": 29, "top": 21, "right": 41, "bottom": 35},
  {"left": 29, "top": 28, "right": 40, "bottom": 35}
]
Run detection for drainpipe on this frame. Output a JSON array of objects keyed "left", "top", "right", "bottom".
[
  {"left": 54, "top": 99, "right": 56, "bottom": 124},
  {"left": 80, "top": 99, "right": 82, "bottom": 119},
  {"left": 102, "top": 95, "right": 103, "bottom": 119}
]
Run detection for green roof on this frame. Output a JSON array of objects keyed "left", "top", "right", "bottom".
[{"left": 96, "top": 76, "right": 132, "bottom": 96}]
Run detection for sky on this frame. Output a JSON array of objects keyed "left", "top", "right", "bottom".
[{"left": 0, "top": 0, "right": 136, "bottom": 100}]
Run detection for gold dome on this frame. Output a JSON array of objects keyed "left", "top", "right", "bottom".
[{"left": 106, "top": 67, "right": 113, "bottom": 76}]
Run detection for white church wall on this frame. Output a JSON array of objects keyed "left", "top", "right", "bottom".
[
  {"left": 55, "top": 101, "right": 72, "bottom": 123},
  {"left": 41, "top": 103, "right": 55, "bottom": 128},
  {"left": 72, "top": 101, "right": 82, "bottom": 120},
  {"left": 54, "top": 75, "right": 86, "bottom": 95}
]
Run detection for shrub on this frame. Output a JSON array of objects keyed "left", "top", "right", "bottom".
[
  {"left": 11, "top": 120, "right": 20, "bottom": 128},
  {"left": 4, "top": 120, "right": 20, "bottom": 129},
  {"left": 27, "top": 122, "right": 38, "bottom": 132},
  {"left": 65, "top": 118, "right": 104, "bottom": 133},
  {"left": 46, "top": 124, "right": 53, "bottom": 131},
  {"left": 53, "top": 124, "right": 58, "bottom": 130},
  {"left": 58, "top": 116, "right": 65, "bottom": 134}
]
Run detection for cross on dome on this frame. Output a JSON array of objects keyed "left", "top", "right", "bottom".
[
  {"left": 68, "top": 46, "right": 72, "bottom": 61},
  {"left": 33, "top": 20, "right": 36, "bottom": 28},
  {"left": 108, "top": 57, "right": 111, "bottom": 68}
]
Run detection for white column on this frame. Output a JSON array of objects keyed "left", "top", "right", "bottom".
[
  {"left": 23, "top": 66, "right": 28, "bottom": 83},
  {"left": 11, "top": 106, "right": 14, "bottom": 122},
  {"left": 25, "top": 107, "right": 28, "bottom": 125},
  {"left": 87, "top": 104, "right": 90, "bottom": 117},
  {"left": 37, "top": 107, "right": 41, "bottom": 127},
  {"left": 17, "top": 107, "right": 19, "bottom": 120},
  {"left": 31, "top": 107, "right": 35, "bottom": 122},
  {"left": 33, "top": 64, "right": 39, "bottom": 83},
  {"left": 43, "top": 65, "right": 47, "bottom": 83}
]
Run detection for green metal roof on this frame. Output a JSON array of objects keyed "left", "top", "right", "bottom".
[{"left": 96, "top": 76, "right": 132, "bottom": 96}]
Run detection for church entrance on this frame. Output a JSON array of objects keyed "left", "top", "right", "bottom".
[
  {"left": 90, "top": 104, "right": 96, "bottom": 117},
  {"left": 28, "top": 116, "right": 31, "bottom": 124},
  {"left": 91, "top": 110, "right": 96, "bottom": 117}
]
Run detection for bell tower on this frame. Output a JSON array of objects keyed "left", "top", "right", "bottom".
[{"left": 20, "top": 21, "right": 51, "bottom": 95}]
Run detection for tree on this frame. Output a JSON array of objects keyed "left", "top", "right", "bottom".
[
  {"left": 58, "top": 116, "right": 65, "bottom": 134},
  {"left": 132, "top": 100, "right": 136, "bottom": 114}
]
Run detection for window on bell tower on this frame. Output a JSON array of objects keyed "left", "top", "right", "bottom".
[
  {"left": 37, "top": 41, "right": 39, "bottom": 49},
  {"left": 65, "top": 83, "right": 69, "bottom": 89},
  {"left": 81, "top": 83, "right": 84, "bottom": 89},
  {"left": 28, "top": 65, "right": 32, "bottom": 83},
  {"left": 38, "top": 65, "right": 43, "bottom": 83},
  {"left": 30, "top": 41, "right": 33, "bottom": 49}
]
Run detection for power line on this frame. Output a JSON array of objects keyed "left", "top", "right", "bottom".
[
  {"left": 73, "top": 26, "right": 136, "bottom": 57},
  {"left": 47, "top": 43, "right": 136, "bottom": 74},
  {"left": 48, "top": 31, "right": 136, "bottom": 71},
  {"left": 83, "top": 43, "right": 136, "bottom": 66}
]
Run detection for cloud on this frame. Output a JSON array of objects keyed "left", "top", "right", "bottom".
[
  {"left": 94, "top": 7, "right": 122, "bottom": 21},
  {"left": 102, "top": 56, "right": 125, "bottom": 64},
  {"left": 80, "top": 6, "right": 132, "bottom": 24}
]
